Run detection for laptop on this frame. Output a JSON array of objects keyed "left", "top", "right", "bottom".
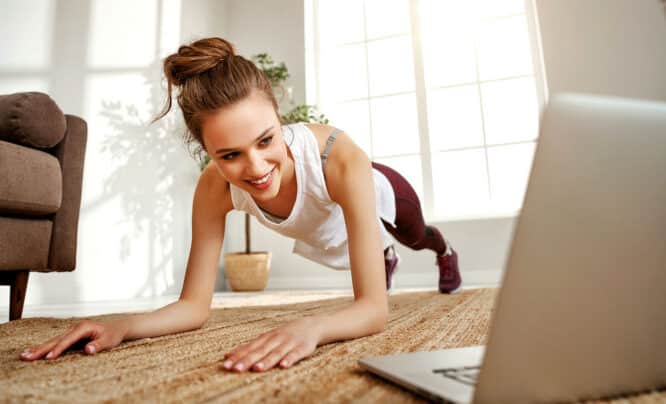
[{"left": 359, "top": 93, "right": 666, "bottom": 403}]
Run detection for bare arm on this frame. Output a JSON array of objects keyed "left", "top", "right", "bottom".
[
  {"left": 21, "top": 164, "right": 232, "bottom": 360},
  {"left": 124, "top": 164, "right": 232, "bottom": 339},
  {"left": 311, "top": 128, "right": 389, "bottom": 344}
]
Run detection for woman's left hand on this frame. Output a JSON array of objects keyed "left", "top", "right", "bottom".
[{"left": 222, "top": 317, "right": 320, "bottom": 372}]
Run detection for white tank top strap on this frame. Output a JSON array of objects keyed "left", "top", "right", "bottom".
[{"left": 320, "top": 127, "right": 342, "bottom": 171}]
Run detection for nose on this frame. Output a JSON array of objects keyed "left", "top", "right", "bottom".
[{"left": 245, "top": 149, "right": 269, "bottom": 177}]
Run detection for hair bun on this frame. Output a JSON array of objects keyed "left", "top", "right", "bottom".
[{"left": 165, "top": 37, "right": 236, "bottom": 86}]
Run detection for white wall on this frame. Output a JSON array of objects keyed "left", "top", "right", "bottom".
[
  {"left": 2, "top": 0, "right": 664, "bottom": 309},
  {"left": 535, "top": 0, "right": 666, "bottom": 102},
  {"left": 0, "top": 0, "right": 224, "bottom": 307}
]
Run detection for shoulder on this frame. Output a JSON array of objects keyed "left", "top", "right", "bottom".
[
  {"left": 303, "top": 123, "right": 335, "bottom": 155},
  {"left": 304, "top": 123, "right": 367, "bottom": 166},
  {"left": 194, "top": 162, "right": 233, "bottom": 217},
  {"left": 305, "top": 123, "right": 372, "bottom": 203}
]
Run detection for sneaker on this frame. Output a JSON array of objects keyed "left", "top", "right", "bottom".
[
  {"left": 437, "top": 248, "right": 461, "bottom": 293},
  {"left": 384, "top": 246, "right": 400, "bottom": 290},
  {"left": 427, "top": 226, "right": 461, "bottom": 293}
]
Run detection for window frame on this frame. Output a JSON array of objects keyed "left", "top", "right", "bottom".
[{"left": 306, "top": 0, "right": 548, "bottom": 222}]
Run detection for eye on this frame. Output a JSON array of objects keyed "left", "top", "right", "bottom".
[
  {"left": 221, "top": 152, "right": 239, "bottom": 161},
  {"left": 259, "top": 135, "right": 274, "bottom": 146}
]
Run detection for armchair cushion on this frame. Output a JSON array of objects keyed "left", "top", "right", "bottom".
[{"left": 0, "top": 92, "right": 66, "bottom": 149}]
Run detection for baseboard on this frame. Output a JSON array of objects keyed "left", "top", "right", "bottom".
[
  {"left": 0, "top": 295, "right": 180, "bottom": 322},
  {"left": 1, "top": 270, "right": 502, "bottom": 322},
  {"left": 265, "top": 270, "right": 502, "bottom": 290}
]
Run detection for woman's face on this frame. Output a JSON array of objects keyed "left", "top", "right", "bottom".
[{"left": 201, "top": 90, "right": 289, "bottom": 202}]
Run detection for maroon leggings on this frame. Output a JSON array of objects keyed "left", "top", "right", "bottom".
[{"left": 372, "top": 162, "right": 446, "bottom": 255}]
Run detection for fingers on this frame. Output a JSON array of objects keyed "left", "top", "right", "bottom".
[
  {"left": 19, "top": 335, "right": 60, "bottom": 361},
  {"left": 222, "top": 335, "right": 315, "bottom": 372},
  {"left": 46, "top": 322, "right": 101, "bottom": 359},
  {"left": 223, "top": 334, "right": 286, "bottom": 372},
  {"left": 253, "top": 341, "right": 297, "bottom": 371},
  {"left": 19, "top": 321, "right": 103, "bottom": 361},
  {"left": 278, "top": 344, "right": 312, "bottom": 369}
]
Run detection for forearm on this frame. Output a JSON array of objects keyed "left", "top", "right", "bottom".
[
  {"left": 118, "top": 299, "right": 209, "bottom": 341},
  {"left": 313, "top": 299, "right": 388, "bottom": 346}
]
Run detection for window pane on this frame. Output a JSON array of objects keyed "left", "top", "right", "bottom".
[
  {"left": 319, "top": 44, "right": 368, "bottom": 102},
  {"left": 481, "top": 77, "right": 538, "bottom": 145},
  {"left": 487, "top": 142, "right": 536, "bottom": 213},
  {"left": 370, "top": 94, "right": 420, "bottom": 157},
  {"left": 318, "top": 0, "right": 365, "bottom": 45},
  {"left": 0, "top": 0, "right": 55, "bottom": 69},
  {"left": 374, "top": 155, "right": 424, "bottom": 203},
  {"left": 420, "top": 0, "right": 477, "bottom": 87},
  {"left": 365, "top": 0, "right": 411, "bottom": 40},
  {"left": 428, "top": 85, "right": 484, "bottom": 151},
  {"left": 367, "top": 36, "right": 415, "bottom": 96},
  {"left": 432, "top": 149, "right": 489, "bottom": 218},
  {"left": 477, "top": 15, "right": 534, "bottom": 81},
  {"left": 89, "top": 0, "right": 157, "bottom": 68},
  {"left": 325, "top": 100, "right": 372, "bottom": 156}
]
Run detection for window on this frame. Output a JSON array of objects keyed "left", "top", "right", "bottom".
[{"left": 306, "top": 0, "right": 546, "bottom": 221}]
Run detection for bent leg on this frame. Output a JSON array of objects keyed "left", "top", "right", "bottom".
[
  {"left": 373, "top": 162, "right": 461, "bottom": 293},
  {"left": 372, "top": 162, "right": 446, "bottom": 254}
]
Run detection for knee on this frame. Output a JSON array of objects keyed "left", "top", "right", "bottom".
[{"left": 394, "top": 224, "right": 428, "bottom": 250}]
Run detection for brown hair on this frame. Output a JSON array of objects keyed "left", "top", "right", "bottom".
[{"left": 154, "top": 37, "right": 280, "bottom": 156}]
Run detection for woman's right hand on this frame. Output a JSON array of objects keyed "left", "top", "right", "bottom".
[{"left": 19, "top": 319, "right": 129, "bottom": 361}]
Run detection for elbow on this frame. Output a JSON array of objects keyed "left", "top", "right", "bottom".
[
  {"left": 370, "top": 303, "right": 389, "bottom": 334},
  {"left": 180, "top": 299, "right": 210, "bottom": 329},
  {"left": 378, "top": 307, "right": 389, "bottom": 331},
  {"left": 194, "top": 310, "right": 211, "bottom": 329}
]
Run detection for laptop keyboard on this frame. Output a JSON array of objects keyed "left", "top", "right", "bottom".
[{"left": 433, "top": 366, "right": 481, "bottom": 386}]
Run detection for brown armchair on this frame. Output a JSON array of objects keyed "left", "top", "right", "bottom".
[{"left": 0, "top": 92, "right": 87, "bottom": 321}]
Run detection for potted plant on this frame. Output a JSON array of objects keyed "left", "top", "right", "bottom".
[
  {"left": 223, "top": 213, "right": 272, "bottom": 291},
  {"left": 199, "top": 53, "right": 328, "bottom": 291}
]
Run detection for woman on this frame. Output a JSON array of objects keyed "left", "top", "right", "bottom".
[{"left": 20, "top": 38, "right": 461, "bottom": 372}]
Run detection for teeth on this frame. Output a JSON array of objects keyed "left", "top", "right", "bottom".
[{"left": 251, "top": 171, "right": 271, "bottom": 185}]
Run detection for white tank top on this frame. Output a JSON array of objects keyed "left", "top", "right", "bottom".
[{"left": 229, "top": 122, "right": 396, "bottom": 270}]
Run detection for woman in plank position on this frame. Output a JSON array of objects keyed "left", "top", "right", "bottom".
[{"left": 20, "top": 37, "right": 461, "bottom": 371}]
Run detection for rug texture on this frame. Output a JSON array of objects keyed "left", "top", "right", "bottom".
[{"left": 1, "top": 288, "right": 664, "bottom": 403}]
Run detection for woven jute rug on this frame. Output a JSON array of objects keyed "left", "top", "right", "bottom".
[{"left": 1, "top": 288, "right": 664, "bottom": 403}]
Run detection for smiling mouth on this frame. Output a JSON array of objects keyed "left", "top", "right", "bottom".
[{"left": 248, "top": 168, "right": 274, "bottom": 185}]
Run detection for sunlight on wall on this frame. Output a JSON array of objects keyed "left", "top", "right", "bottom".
[
  {"left": 77, "top": 0, "right": 186, "bottom": 300},
  {"left": 80, "top": 72, "right": 155, "bottom": 300},
  {"left": 0, "top": 0, "right": 55, "bottom": 95},
  {"left": 0, "top": 0, "right": 55, "bottom": 70},
  {"left": 160, "top": 0, "right": 182, "bottom": 58},
  {"left": 0, "top": 78, "right": 50, "bottom": 95},
  {"left": 88, "top": 0, "right": 158, "bottom": 68}
]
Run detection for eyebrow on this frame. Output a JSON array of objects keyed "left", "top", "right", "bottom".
[{"left": 214, "top": 126, "right": 274, "bottom": 155}]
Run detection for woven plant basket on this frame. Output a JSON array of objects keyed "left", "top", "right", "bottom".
[{"left": 223, "top": 252, "right": 272, "bottom": 291}]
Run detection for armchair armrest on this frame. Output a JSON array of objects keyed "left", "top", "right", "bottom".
[{"left": 47, "top": 115, "right": 87, "bottom": 272}]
